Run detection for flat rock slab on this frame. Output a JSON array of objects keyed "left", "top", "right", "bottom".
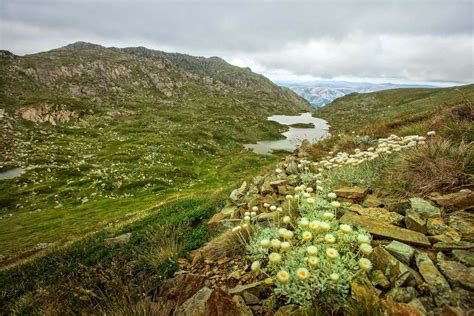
[
  {"left": 415, "top": 252, "right": 451, "bottom": 307},
  {"left": 409, "top": 197, "right": 441, "bottom": 218},
  {"left": 430, "top": 189, "right": 474, "bottom": 211},
  {"left": 334, "top": 187, "right": 368, "bottom": 200},
  {"left": 433, "top": 241, "right": 474, "bottom": 251},
  {"left": 385, "top": 240, "right": 415, "bottom": 264},
  {"left": 350, "top": 204, "right": 404, "bottom": 225},
  {"left": 438, "top": 260, "right": 474, "bottom": 291},
  {"left": 340, "top": 212, "right": 431, "bottom": 247},
  {"left": 452, "top": 250, "right": 474, "bottom": 267}
]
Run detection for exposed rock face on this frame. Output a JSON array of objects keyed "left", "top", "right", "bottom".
[
  {"left": 437, "top": 260, "right": 474, "bottom": 291},
  {"left": 15, "top": 104, "right": 78, "bottom": 125},
  {"left": 349, "top": 204, "right": 404, "bottom": 225}
]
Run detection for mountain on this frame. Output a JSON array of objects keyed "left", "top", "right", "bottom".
[
  {"left": 281, "top": 80, "right": 438, "bottom": 108},
  {"left": 0, "top": 41, "right": 311, "bottom": 261}
]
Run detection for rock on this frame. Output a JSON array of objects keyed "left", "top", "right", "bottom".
[
  {"left": 104, "top": 233, "right": 131, "bottom": 245},
  {"left": 430, "top": 189, "right": 474, "bottom": 211},
  {"left": 427, "top": 217, "right": 455, "bottom": 236},
  {"left": 242, "top": 291, "right": 259, "bottom": 305},
  {"left": 405, "top": 210, "right": 427, "bottom": 234},
  {"left": 448, "top": 211, "right": 474, "bottom": 242},
  {"left": 340, "top": 213, "right": 431, "bottom": 247},
  {"left": 452, "top": 250, "right": 474, "bottom": 267},
  {"left": 370, "top": 270, "right": 390, "bottom": 289},
  {"left": 386, "top": 287, "right": 417, "bottom": 303},
  {"left": 385, "top": 198, "right": 410, "bottom": 215},
  {"left": 334, "top": 186, "right": 368, "bottom": 200},
  {"left": 415, "top": 252, "right": 451, "bottom": 307},
  {"left": 285, "top": 161, "right": 298, "bottom": 175},
  {"left": 441, "top": 305, "right": 464, "bottom": 316},
  {"left": 409, "top": 197, "right": 441, "bottom": 218},
  {"left": 370, "top": 246, "right": 412, "bottom": 287},
  {"left": 428, "top": 229, "right": 462, "bottom": 244},
  {"left": 221, "top": 205, "right": 237, "bottom": 218},
  {"left": 350, "top": 204, "right": 404, "bottom": 225},
  {"left": 385, "top": 241, "right": 415, "bottom": 264},
  {"left": 228, "top": 270, "right": 242, "bottom": 280},
  {"left": 384, "top": 301, "right": 425, "bottom": 316},
  {"left": 437, "top": 260, "right": 474, "bottom": 290},
  {"left": 228, "top": 281, "right": 264, "bottom": 295},
  {"left": 262, "top": 294, "right": 277, "bottom": 309},
  {"left": 270, "top": 179, "right": 288, "bottom": 188},
  {"left": 433, "top": 241, "right": 474, "bottom": 251},
  {"left": 232, "top": 295, "right": 253, "bottom": 315},
  {"left": 363, "top": 194, "right": 383, "bottom": 208},
  {"left": 260, "top": 179, "right": 273, "bottom": 195},
  {"left": 230, "top": 189, "right": 241, "bottom": 203},
  {"left": 408, "top": 298, "right": 427, "bottom": 315},
  {"left": 275, "top": 305, "right": 300, "bottom": 316},
  {"left": 176, "top": 287, "right": 250, "bottom": 316},
  {"left": 155, "top": 274, "right": 206, "bottom": 315}
]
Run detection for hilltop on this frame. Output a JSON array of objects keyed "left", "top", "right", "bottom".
[{"left": 0, "top": 41, "right": 310, "bottom": 262}]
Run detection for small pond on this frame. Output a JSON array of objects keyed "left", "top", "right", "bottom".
[
  {"left": 0, "top": 167, "right": 24, "bottom": 180},
  {"left": 244, "top": 112, "right": 329, "bottom": 154}
]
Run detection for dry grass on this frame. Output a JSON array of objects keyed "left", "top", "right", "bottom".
[
  {"left": 386, "top": 138, "right": 473, "bottom": 196},
  {"left": 141, "top": 224, "right": 184, "bottom": 268}
]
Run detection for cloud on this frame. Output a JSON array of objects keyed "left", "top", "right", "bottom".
[{"left": 0, "top": 0, "right": 472, "bottom": 83}]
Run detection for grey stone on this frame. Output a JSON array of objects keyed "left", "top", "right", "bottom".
[
  {"left": 437, "top": 260, "right": 474, "bottom": 290},
  {"left": 415, "top": 252, "right": 451, "bottom": 307},
  {"left": 409, "top": 197, "right": 441, "bottom": 218},
  {"left": 385, "top": 240, "right": 415, "bottom": 264},
  {"left": 386, "top": 287, "right": 417, "bottom": 303},
  {"left": 433, "top": 241, "right": 474, "bottom": 251},
  {"left": 408, "top": 298, "right": 427, "bottom": 315},
  {"left": 452, "top": 250, "right": 474, "bottom": 267},
  {"left": 242, "top": 291, "right": 259, "bottom": 305},
  {"left": 405, "top": 209, "right": 427, "bottom": 234}
]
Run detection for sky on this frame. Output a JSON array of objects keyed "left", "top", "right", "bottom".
[{"left": 0, "top": 0, "right": 473, "bottom": 86}]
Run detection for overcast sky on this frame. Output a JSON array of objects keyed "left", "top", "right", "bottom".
[{"left": 1, "top": 0, "right": 473, "bottom": 85}]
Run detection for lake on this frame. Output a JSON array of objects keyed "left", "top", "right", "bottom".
[
  {"left": 244, "top": 112, "right": 329, "bottom": 154},
  {"left": 0, "top": 167, "right": 24, "bottom": 180}
]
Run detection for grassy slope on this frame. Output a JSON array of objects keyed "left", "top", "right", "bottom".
[
  {"left": 316, "top": 84, "right": 474, "bottom": 134},
  {"left": 0, "top": 43, "right": 311, "bottom": 259}
]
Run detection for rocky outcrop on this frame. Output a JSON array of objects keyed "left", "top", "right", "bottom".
[{"left": 15, "top": 104, "right": 78, "bottom": 125}]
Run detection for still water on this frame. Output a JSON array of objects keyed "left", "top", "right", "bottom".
[
  {"left": 244, "top": 112, "right": 329, "bottom": 154},
  {"left": 0, "top": 167, "right": 24, "bottom": 180}
]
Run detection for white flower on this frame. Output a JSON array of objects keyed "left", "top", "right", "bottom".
[
  {"left": 330, "top": 201, "right": 341, "bottom": 208},
  {"left": 308, "top": 256, "right": 319, "bottom": 266},
  {"left": 323, "top": 212, "right": 334, "bottom": 220},
  {"left": 360, "top": 243, "right": 373, "bottom": 255},
  {"left": 270, "top": 205, "right": 277, "bottom": 211},
  {"left": 251, "top": 261, "right": 261, "bottom": 272},
  {"left": 264, "top": 203, "right": 270, "bottom": 208},
  {"left": 244, "top": 216, "right": 250, "bottom": 221},
  {"left": 299, "top": 217, "right": 309, "bottom": 228},
  {"left": 250, "top": 211, "right": 257, "bottom": 217},
  {"left": 269, "top": 252, "right": 282, "bottom": 264},
  {"left": 306, "top": 197, "right": 315, "bottom": 204},
  {"left": 244, "top": 211, "right": 250, "bottom": 216},
  {"left": 296, "top": 268, "right": 311, "bottom": 281},
  {"left": 260, "top": 239, "right": 271, "bottom": 249},
  {"left": 232, "top": 226, "right": 242, "bottom": 232},
  {"left": 327, "top": 192, "right": 337, "bottom": 200},
  {"left": 280, "top": 241, "right": 291, "bottom": 251},
  {"left": 324, "top": 234, "right": 336, "bottom": 243},
  {"left": 357, "top": 234, "right": 370, "bottom": 244},
  {"left": 285, "top": 194, "right": 293, "bottom": 200},
  {"left": 320, "top": 222, "right": 331, "bottom": 232},
  {"left": 295, "top": 186, "right": 303, "bottom": 192},
  {"left": 275, "top": 168, "right": 282, "bottom": 173},
  {"left": 326, "top": 248, "right": 339, "bottom": 259},
  {"left": 252, "top": 206, "right": 259, "bottom": 212},
  {"left": 330, "top": 273, "right": 340, "bottom": 282},
  {"left": 306, "top": 187, "right": 314, "bottom": 193},
  {"left": 282, "top": 215, "right": 291, "bottom": 224},
  {"left": 317, "top": 186, "right": 324, "bottom": 191},
  {"left": 282, "top": 230, "right": 294, "bottom": 240},
  {"left": 303, "top": 192, "right": 311, "bottom": 198},
  {"left": 339, "top": 224, "right": 352, "bottom": 234},
  {"left": 307, "top": 245, "right": 318, "bottom": 256},
  {"left": 359, "top": 258, "right": 373, "bottom": 271},
  {"left": 277, "top": 207, "right": 283, "bottom": 212},
  {"left": 276, "top": 270, "right": 290, "bottom": 284},
  {"left": 309, "top": 220, "right": 321, "bottom": 231},
  {"left": 302, "top": 231, "right": 313, "bottom": 241},
  {"left": 271, "top": 239, "right": 281, "bottom": 249},
  {"left": 242, "top": 223, "right": 249, "bottom": 229},
  {"left": 427, "top": 131, "right": 436, "bottom": 136}
]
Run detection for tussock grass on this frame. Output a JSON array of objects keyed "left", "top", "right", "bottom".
[{"left": 386, "top": 138, "right": 473, "bottom": 196}]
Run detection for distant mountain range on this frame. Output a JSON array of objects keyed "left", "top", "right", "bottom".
[{"left": 280, "top": 81, "right": 437, "bottom": 108}]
